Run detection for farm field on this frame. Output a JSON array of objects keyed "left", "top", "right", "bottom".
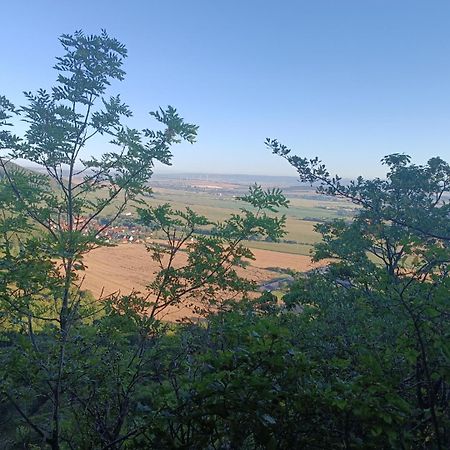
[
  {"left": 81, "top": 175, "right": 350, "bottom": 319},
  {"left": 82, "top": 242, "right": 325, "bottom": 321},
  {"left": 98, "top": 174, "right": 355, "bottom": 256}
]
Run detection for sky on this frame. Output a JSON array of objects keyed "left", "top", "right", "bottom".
[{"left": 1, "top": 0, "right": 450, "bottom": 178}]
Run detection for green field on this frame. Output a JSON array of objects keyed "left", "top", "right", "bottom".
[
  {"left": 147, "top": 186, "right": 353, "bottom": 256},
  {"left": 85, "top": 181, "right": 354, "bottom": 256}
]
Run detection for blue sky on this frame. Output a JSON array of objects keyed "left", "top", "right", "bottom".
[{"left": 1, "top": 0, "right": 449, "bottom": 177}]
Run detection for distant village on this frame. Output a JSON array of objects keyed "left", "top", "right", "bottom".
[
  {"left": 97, "top": 214, "right": 147, "bottom": 244},
  {"left": 68, "top": 213, "right": 149, "bottom": 244}
]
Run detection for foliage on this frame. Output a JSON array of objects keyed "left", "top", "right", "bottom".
[
  {"left": 137, "top": 183, "right": 287, "bottom": 317},
  {"left": 268, "top": 138, "right": 450, "bottom": 449},
  {"left": 0, "top": 30, "right": 198, "bottom": 450},
  {"left": 0, "top": 31, "right": 288, "bottom": 449}
]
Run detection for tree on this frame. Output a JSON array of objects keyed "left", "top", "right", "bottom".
[
  {"left": 137, "top": 184, "right": 288, "bottom": 318},
  {"left": 54, "top": 184, "right": 288, "bottom": 449},
  {"left": 0, "top": 32, "right": 289, "bottom": 449},
  {"left": 267, "top": 138, "right": 450, "bottom": 448},
  {"left": 0, "top": 30, "right": 197, "bottom": 450}
]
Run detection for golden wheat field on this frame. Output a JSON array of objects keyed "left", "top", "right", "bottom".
[{"left": 82, "top": 242, "right": 324, "bottom": 320}]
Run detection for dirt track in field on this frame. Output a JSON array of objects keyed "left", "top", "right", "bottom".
[{"left": 82, "top": 243, "right": 322, "bottom": 321}]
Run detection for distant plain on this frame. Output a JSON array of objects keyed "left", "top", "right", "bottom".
[{"left": 82, "top": 173, "right": 354, "bottom": 316}]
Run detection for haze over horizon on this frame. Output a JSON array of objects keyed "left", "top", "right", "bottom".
[{"left": 1, "top": 0, "right": 449, "bottom": 177}]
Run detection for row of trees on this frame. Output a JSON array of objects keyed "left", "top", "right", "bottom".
[{"left": 1, "top": 31, "right": 449, "bottom": 448}]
